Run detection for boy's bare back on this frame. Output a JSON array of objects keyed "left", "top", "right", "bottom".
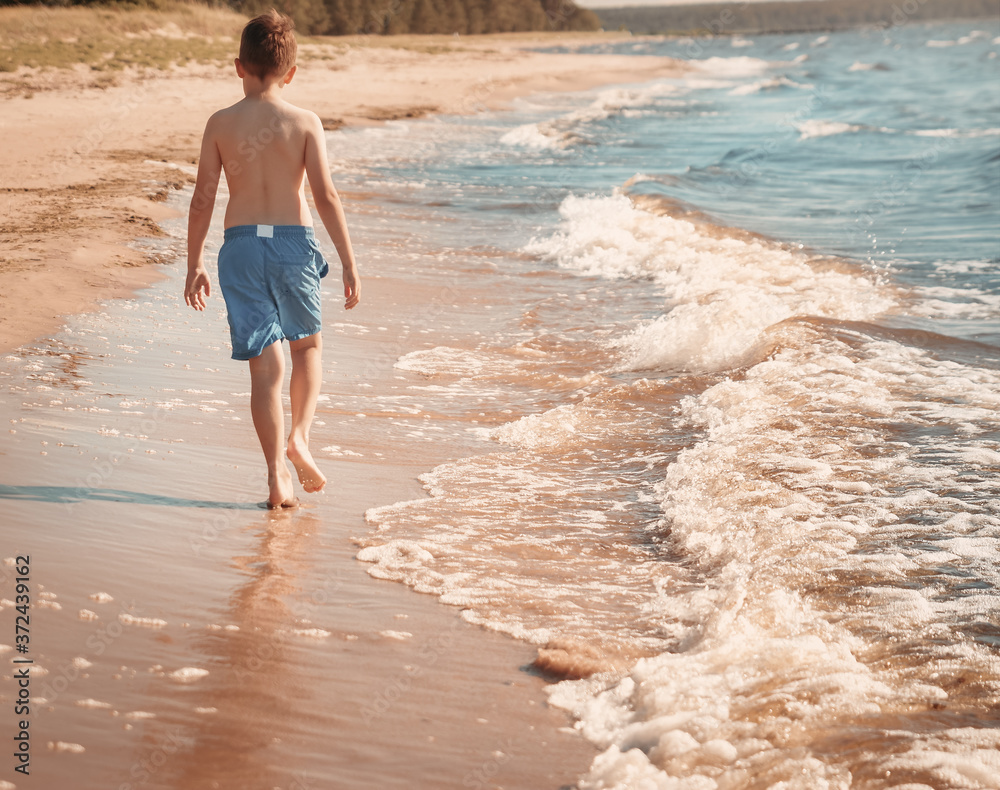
[
  {"left": 207, "top": 97, "right": 329, "bottom": 229},
  {"left": 186, "top": 58, "right": 359, "bottom": 312}
]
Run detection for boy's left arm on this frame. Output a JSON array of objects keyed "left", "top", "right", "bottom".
[
  {"left": 304, "top": 113, "right": 360, "bottom": 310},
  {"left": 185, "top": 116, "right": 223, "bottom": 311}
]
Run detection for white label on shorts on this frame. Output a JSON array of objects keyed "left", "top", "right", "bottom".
[{"left": 257, "top": 224, "right": 274, "bottom": 238}]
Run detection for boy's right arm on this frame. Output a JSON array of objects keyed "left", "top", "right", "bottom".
[
  {"left": 304, "top": 113, "right": 360, "bottom": 310},
  {"left": 185, "top": 115, "right": 223, "bottom": 311}
]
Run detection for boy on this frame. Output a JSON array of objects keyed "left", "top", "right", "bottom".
[{"left": 184, "top": 9, "right": 360, "bottom": 509}]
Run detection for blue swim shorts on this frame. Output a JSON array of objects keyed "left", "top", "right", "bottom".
[{"left": 217, "top": 225, "right": 330, "bottom": 360}]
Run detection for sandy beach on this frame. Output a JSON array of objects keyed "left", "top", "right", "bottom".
[
  {"left": 0, "top": 230, "right": 603, "bottom": 788},
  {"left": 0, "top": 30, "right": 681, "bottom": 353},
  {"left": 1, "top": 22, "right": 685, "bottom": 790},
  {"left": 5, "top": 8, "right": 1000, "bottom": 789}
]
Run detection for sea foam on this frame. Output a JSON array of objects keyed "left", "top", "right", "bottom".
[{"left": 525, "top": 194, "right": 893, "bottom": 373}]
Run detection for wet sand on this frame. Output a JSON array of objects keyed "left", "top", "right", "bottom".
[{"left": 0, "top": 221, "right": 595, "bottom": 788}]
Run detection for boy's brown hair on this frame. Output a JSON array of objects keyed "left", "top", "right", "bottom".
[{"left": 239, "top": 9, "right": 297, "bottom": 79}]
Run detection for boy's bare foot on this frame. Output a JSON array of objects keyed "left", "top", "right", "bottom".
[
  {"left": 286, "top": 438, "right": 326, "bottom": 494},
  {"left": 267, "top": 465, "right": 298, "bottom": 508}
]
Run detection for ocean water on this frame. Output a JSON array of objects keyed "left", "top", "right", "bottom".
[{"left": 341, "top": 20, "right": 1000, "bottom": 790}]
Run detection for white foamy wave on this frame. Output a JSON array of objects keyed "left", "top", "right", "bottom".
[
  {"left": 729, "top": 76, "right": 811, "bottom": 96},
  {"left": 362, "top": 322, "right": 1000, "bottom": 789},
  {"left": 911, "top": 127, "right": 1000, "bottom": 138},
  {"left": 692, "top": 56, "right": 771, "bottom": 77},
  {"left": 620, "top": 296, "right": 792, "bottom": 372},
  {"left": 680, "top": 77, "right": 738, "bottom": 91},
  {"left": 911, "top": 284, "right": 1000, "bottom": 320},
  {"left": 848, "top": 61, "right": 890, "bottom": 72},
  {"left": 357, "top": 380, "right": 696, "bottom": 652},
  {"left": 796, "top": 119, "right": 864, "bottom": 139},
  {"left": 501, "top": 85, "right": 678, "bottom": 151},
  {"left": 119, "top": 613, "right": 167, "bottom": 628},
  {"left": 169, "top": 667, "right": 209, "bottom": 683},
  {"left": 911, "top": 127, "right": 960, "bottom": 138},
  {"left": 395, "top": 346, "right": 522, "bottom": 379},
  {"left": 961, "top": 31, "right": 989, "bottom": 44},
  {"left": 525, "top": 194, "right": 892, "bottom": 373},
  {"left": 363, "top": 179, "right": 427, "bottom": 190},
  {"left": 48, "top": 741, "right": 85, "bottom": 754},
  {"left": 500, "top": 123, "right": 569, "bottom": 150},
  {"left": 490, "top": 403, "right": 583, "bottom": 451},
  {"left": 553, "top": 327, "right": 1000, "bottom": 790},
  {"left": 795, "top": 121, "right": 995, "bottom": 140},
  {"left": 730, "top": 36, "right": 754, "bottom": 48}
]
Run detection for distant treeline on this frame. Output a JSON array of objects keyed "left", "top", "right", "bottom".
[
  {"left": 240, "top": 0, "right": 601, "bottom": 34},
  {"left": 596, "top": 0, "right": 1000, "bottom": 35},
  {"left": 0, "top": 0, "right": 601, "bottom": 34}
]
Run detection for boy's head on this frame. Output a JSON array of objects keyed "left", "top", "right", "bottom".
[{"left": 238, "top": 9, "right": 297, "bottom": 80}]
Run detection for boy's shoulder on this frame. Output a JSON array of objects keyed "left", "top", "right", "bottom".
[
  {"left": 276, "top": 101, "right": 324, "bottom": 130},
  {"left": 206, "top": 99, "right": 322, "bottom": 131}
]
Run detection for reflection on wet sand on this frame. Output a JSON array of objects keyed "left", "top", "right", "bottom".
[{"left": 172, "top": 509, "right": 322, "bottom": 790}]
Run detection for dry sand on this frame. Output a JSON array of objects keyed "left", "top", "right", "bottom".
[
  {"left": 0, "top": 31, "right": 684, "bottom": 789},
  {"left": 0, "top": 32, "right": 682, "bottom": 352}
]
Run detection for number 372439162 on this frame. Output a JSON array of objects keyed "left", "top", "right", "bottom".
[{"left": 14, "top": 555, "right": 30, "bottom": 651}]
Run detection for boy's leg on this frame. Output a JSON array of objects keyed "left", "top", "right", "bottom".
[
  {"left": 287, "top": 332, "right": 327, "bottom": 493},
  {"left": 249, "top": 341, "right": 296, "bottom": 507}
]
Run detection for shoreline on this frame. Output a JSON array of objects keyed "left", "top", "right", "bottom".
[
  {"left": 0, "top": 206, "right": 604, "bottom": 786},
  {"left": 0, "top": 31, "right": 685, "bottom": 788},
  {"left": 0, "top": 31, "right": 683, "bottom": 353},
  {"left": 5, "top": 17, "right": 998, "bottom": 790}
]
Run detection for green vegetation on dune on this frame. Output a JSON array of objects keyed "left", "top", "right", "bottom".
[
  {"left": 0, "top": 0, "right": 601, "bottom": 37},
  {"left": 1, "top": 32, "right": 238, "bottom": 72},
  {"left": 0, "top": 0, "right": 600, "bottom": 75},
  {"left": 258, "top": 0, "right": 602, "bottom": 35},
  {"left": 0, "top": 3, "right": 246, "bottom": 72}
]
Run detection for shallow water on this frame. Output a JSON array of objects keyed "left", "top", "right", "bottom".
[
  {"left": 339, "top": 20, "right": 1000, "bottom": 790},
  {"left": 0, "top": 184, "right": 596, "bottom": 787}
]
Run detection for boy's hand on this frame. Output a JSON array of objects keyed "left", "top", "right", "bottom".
[
  {"left": 184, "top": 266, "right": 212, "bottom": 311},
  {"left": 343, "top": 266, "right": 360, "bottom": 310}
]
